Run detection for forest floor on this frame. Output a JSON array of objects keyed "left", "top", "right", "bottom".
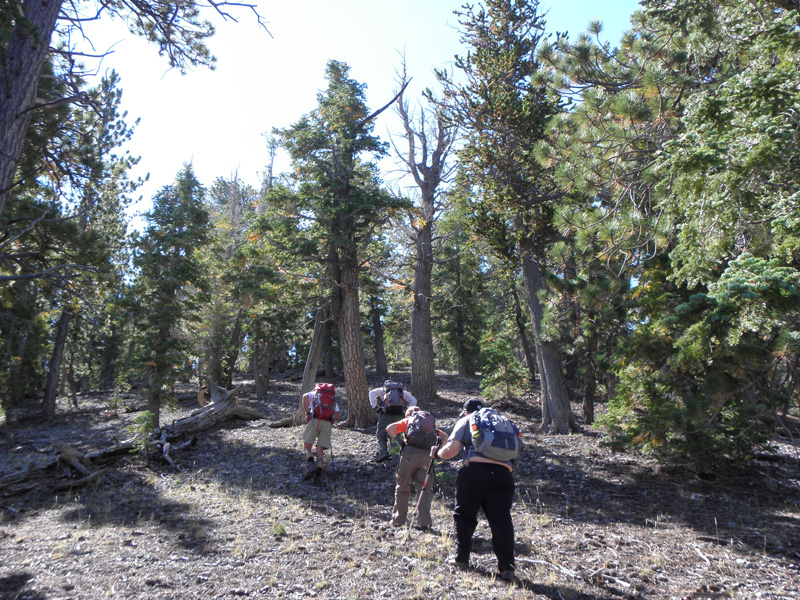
[{"left": 0, "top": 372, "right": 799, "bottom": 600}]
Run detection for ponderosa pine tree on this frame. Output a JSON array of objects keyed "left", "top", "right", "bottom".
[{"left": 133, "top": 164, "right": 209, "bottom": 429}]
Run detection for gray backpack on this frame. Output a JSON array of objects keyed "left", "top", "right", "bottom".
[
  {"left": 469, "top": 407, "right": 522, "bottom": 462},
  {"left": 382, "top": 380, "right": 406, "bottom": 414},
  {"left": 405, "top": 411, "right": 437, "bottom": 449}
]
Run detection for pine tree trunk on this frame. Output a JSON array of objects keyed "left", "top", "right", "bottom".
[
  {"left": 222, "top": 308, "right": 245, "bottom": 388},
  {"left": 0, "top": 0, "right": 62, "bottom": 220},
  {"left": 252, "top": 325, "right": 271, "bottom": 399},
  {"left": 370, "top": 296, "right": 388, "bottom": 377},
  {"left": 455, "top": 306, "right": 474, "bottom": 377},
  {"left": 339, "top": 260, "right": 371, "bottom": 428},
  {"left": 147, "top": 325, "right": 173, "bottom": 430},
  {"left": 10, "top": 320, "right": 31, "bottom": 404},
  {"left": 537, "top": 345, "right": 551, "bottom": 428},
  {"left": 511, "top": 285, "right": 538, "bottom": 383},
  {"left": 520, "top": 249, "right": 574, "bottom": 434},
  {"left": 121, "top": 339, "right": 135, "bottom": 377},
  {"left": 323, "top": 318, "right": 336, "bottom": 379},
  {"left": 411, "top": 217, "right": 436, "bottom": 402},
  {"left": 42, "top": 308, "right": 71, "bottom": 420},
  {"left": 301, "top": 308, "right": 327, "bottom": 396},
  {"left": 584, "top": 317, "right": 598, "bottom": 425}
]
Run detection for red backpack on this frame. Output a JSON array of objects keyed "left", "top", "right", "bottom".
[{"left": 311, "top": 383, "right": 336, "bottom": 422}]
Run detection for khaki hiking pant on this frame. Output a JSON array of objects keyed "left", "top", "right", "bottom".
[{"left": 392, "top": 445, "right": 434, "bottom": 527}]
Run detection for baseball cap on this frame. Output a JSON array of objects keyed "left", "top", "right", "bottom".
[{"left": 460, "top": 397, "right": 483, "bottom": 416}]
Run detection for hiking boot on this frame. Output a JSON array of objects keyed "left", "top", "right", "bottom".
[
  {"left": 302, "top": 458, "right": 317, "bottom": 481},
  {"left": 374, "top": 454, "right": 390, "bottom": 464},
  {"left": 498, "top": 569, "right": 515, "bottom": 582},
  {"left": 446, "top": 556, "right": 469, "bottom": 570}
]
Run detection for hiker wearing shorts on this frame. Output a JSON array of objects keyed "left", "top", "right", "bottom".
[
  {"left": 301, "top": 388, "right": 340, "bottom": 480},
  {"left": 386, "top": 406, "right": 448, "bottom": 529},
  {"left": 369, "top": 382, "right": 417, "bottom": 462},
  {"left": 432, "top": 397, "right": 520, "bottom": 581}
]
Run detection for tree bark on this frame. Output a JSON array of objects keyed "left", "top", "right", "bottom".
[
  {"left": 222, "top": 307, "right": 245, "bottom": 388},
  {"left": 147, "top": 325, "right": 172, "bottom": 430},
  {"left": 395, "top": 76, "right": 454, "bottom": 403},
  {"left": 370, "top": 296, "right": 389, "bottom": 377},
  {"left": 339, "top": 259, "right": 371, "bottom": 428},
  {"left": 455, "top": 305, "right": 474, "bottom": 377},
  {"left": 410, "top": 215, "right": 437, "bottom": 402},
  {"left": 0, "top": 0, "right": 62, "bottom": 219},
  {"left": 10, "top": 320, "right": 32, "bottom": 404},
  {"left": 250, "top": 323, "right": 267, "bottom": 398},
  {"left": 268, "top": 306, "right": 330, "bottom": 430},
  {"left": 511, "top": 285, "right": 538, "bottom": 383},
  {"left": 301, "top": 308, "right": 327, "bottom": 397},
  {"left": 42, "top": 307, "right": 71, "bottom": 420},
  {"left": 584, "top": 314, "right": 598, "bottom": 425},
  {"left": 322, "top": 317, "right": 336, "bottom": 379},
  {"left": 520, "top": 249, "right": 574, "bottom": 434},
  {"left": 536, "top": 345, "right": 550, "bottom": 426}
]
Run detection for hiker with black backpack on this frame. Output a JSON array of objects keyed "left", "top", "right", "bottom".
[
  {"left": 385, "top": 406, "right": 448, "bottom": 530},
  {"left": 368, "top": 380, "right": 417, "bottom": 463},
  {"left": 301, "top": 383, "right": 340, "bottom": 481},
  {"left": 431, "top": 397, "right": 523, "bottom": 581}
]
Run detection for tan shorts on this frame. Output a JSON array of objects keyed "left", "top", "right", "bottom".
[{"left": 303, "top": 418, "right": 333, "bottom": 448}]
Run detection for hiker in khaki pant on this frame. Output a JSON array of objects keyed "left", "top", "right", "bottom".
[
  {"left": 386, "top": 406, "right": 448, "bottom": 529},
  {"left": 301, "top": 387, "right": 340, "bottom": 480}
]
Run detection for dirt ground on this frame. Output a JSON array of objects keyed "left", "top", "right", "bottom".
[{"left": 1, "top": 372, "right": 799, "bottom": 600}]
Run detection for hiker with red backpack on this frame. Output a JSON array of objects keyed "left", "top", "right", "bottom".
[
  {"left": 301, "top": 383, "right": 340, "bottom": 481},
  {"left": 385, "top": 406, "right": 448, "bottom": 530},
  {"left": 431, "top": 397, "right": 523, "bottom": 581},
  {"left": 369, "top": 380, "right": 417, "bottom": 463}
]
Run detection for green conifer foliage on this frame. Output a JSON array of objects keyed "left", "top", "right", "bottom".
[
  {"left": 544, "top": 0, "right": 800, "bottom": 471},
  {"left": 437, "top": 0, "right": 575, "bottom": 432},
  {"left": 133, "top": 164, "right": 210, "bottom": 429},
  {"left": 274, "top": 60, "right": 406, "bottom": 427}
]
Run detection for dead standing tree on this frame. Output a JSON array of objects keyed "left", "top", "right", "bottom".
[
  {"left": 393, "top": 66, "right": 457, "bottom": 403},
  {"left": 269, "top": 306, "right": 329, "bottom": 428}
]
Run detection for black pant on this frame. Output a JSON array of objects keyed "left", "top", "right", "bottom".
[{"left": 453, "top": 461, "right": 515, "bottom": 572}]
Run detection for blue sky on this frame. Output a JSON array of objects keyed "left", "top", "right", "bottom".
[{"left": 81, "top": 1, "right": 641, "bottom": 220}]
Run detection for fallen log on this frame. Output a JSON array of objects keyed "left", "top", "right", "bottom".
[
  {"left": 0, "top": 447, "right": 102, "bottom": 498},
  {"left": 53, "top": 468, "right": 106, "bottom": 492},
  {"left": 160, "top": 382, "right": 263, "bottom": 441},
  {"left": 1, "top": 384, "right": 262, "bottom": 498},
  {"left": 84, "top": 440, "right": 137, "bottom": 462},
  {"left": 268, "top": 414, "right": 305, "bottom": 428},
  {"left": 60, "top": 445, "right": 92, "bottom": 476}
]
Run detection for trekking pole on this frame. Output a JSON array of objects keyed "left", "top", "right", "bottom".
[
  {"left": 409, "top": 439, "right": 442, "bottom": 532},
  {"left": 328, "top": 415, "right": 337, "bottom": 476}
]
